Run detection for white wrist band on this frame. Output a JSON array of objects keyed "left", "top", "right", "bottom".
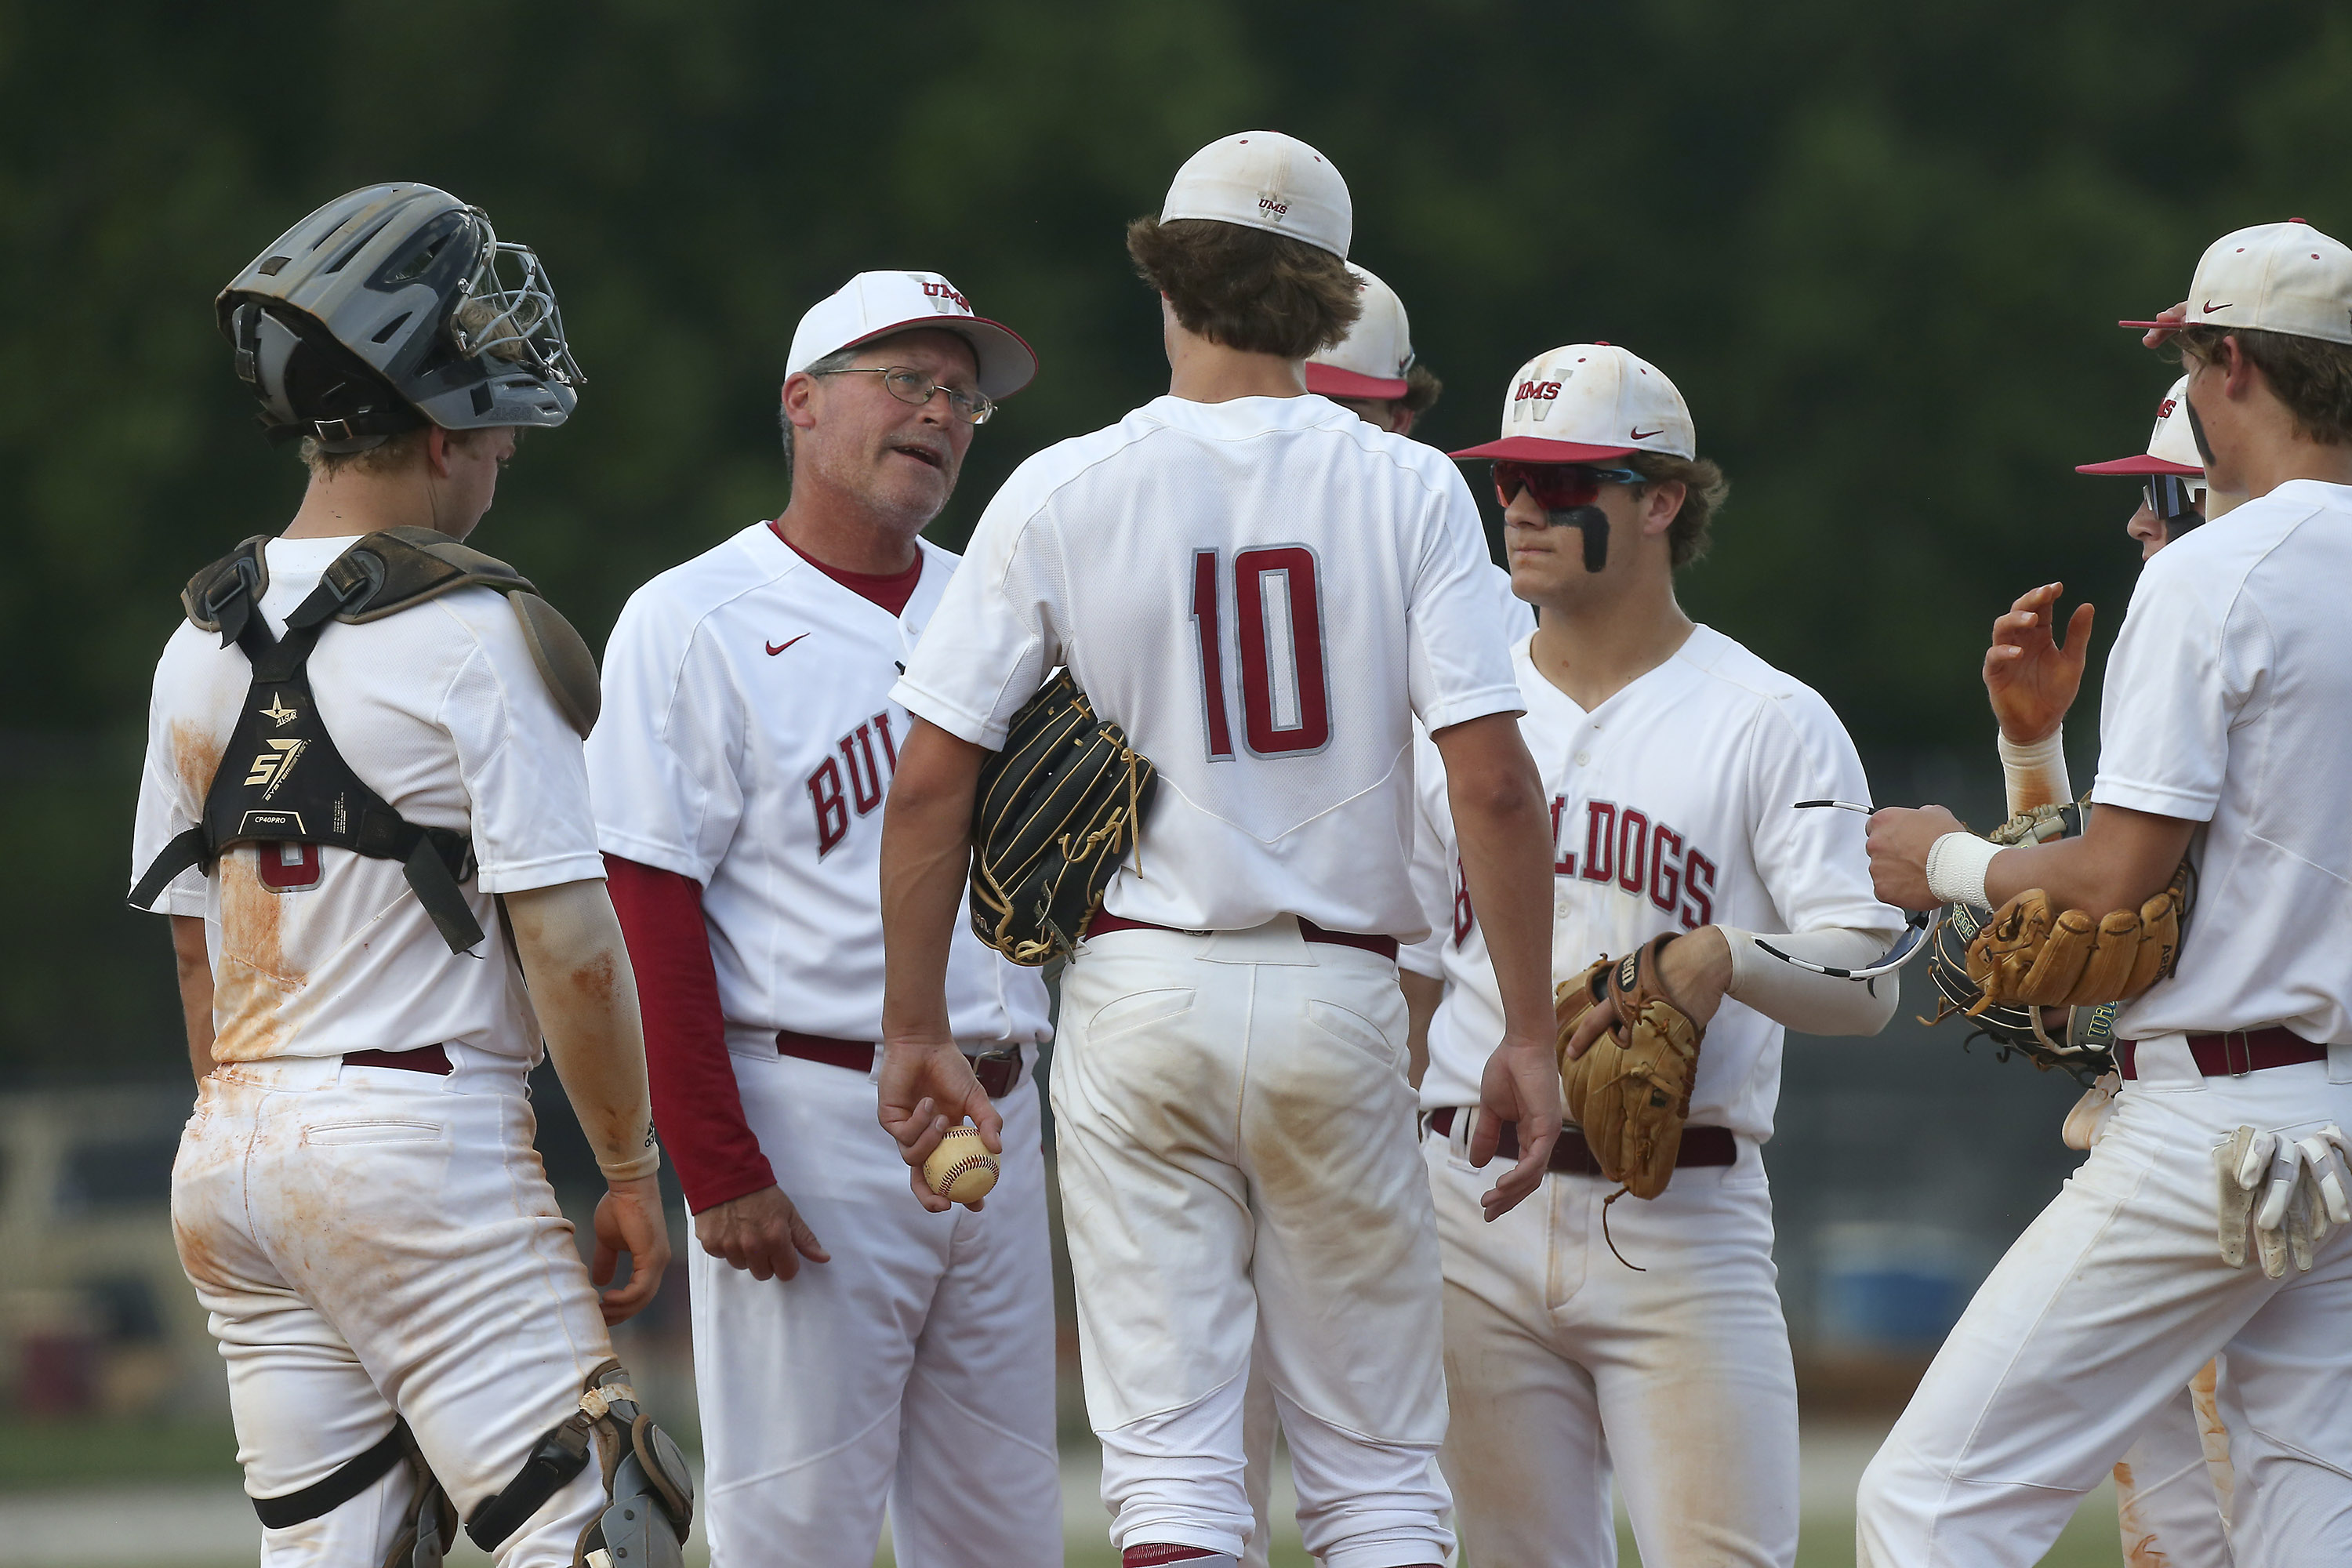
[
  {"left": 1925, "top": 833, "right": 2002, "bottom": 910},
  {"left": 599, "top": 1142, "right": 662, "bottom": 1184},
  {"left": 1997, "top": 724, "right": 2071, "bottom": 809}
]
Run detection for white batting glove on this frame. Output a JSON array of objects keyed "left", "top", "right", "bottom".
[
  {"left": 2216, "top": 1126, "right": 2267, "bottom": 1271},
  {"left": 2220, "top": 1123, "right": 2352, "bottom": 1278}
]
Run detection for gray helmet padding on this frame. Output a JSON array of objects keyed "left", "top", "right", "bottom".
[{"left": 219, "top": 183, "right": 581, "bottom": 449}]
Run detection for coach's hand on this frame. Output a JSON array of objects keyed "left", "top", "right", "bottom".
[
  {"left": 1472, "top": 1032, "right": 1563, "bottom": 1222},
  {"left": 592, "top": 1174, "right": 673, "bottom": 1326},
  {"left": 695, "top": 1185, "right": 830, "bottom": 1283},
  {"left": 1867, "top": 804, "right": 1966, "bottom": 910},
  {"left": 1985, "top": 583, "right": 2092, "bottom": 746},
  {"left": 879, "top": 1038, "right": 1004, "bottom": 1214}
]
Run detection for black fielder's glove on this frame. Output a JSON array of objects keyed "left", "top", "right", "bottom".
[{"left": 967, "top": 669, "right": 1157, "bottom": 967}]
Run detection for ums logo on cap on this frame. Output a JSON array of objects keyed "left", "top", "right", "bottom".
[{"left": 1452, "top": 343, "right": 1697, "bottom": 465}]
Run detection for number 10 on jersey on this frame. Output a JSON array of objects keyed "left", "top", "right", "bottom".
[{"left": 1190, "top": 546, "right": 1331, "bottom": 759}]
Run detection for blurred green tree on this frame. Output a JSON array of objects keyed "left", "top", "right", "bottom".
[{"left": 5, "top": 0, "right": 2349, "bottom": 1077}]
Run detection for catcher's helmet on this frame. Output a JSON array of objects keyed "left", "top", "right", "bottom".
[{"left": 217, "top": 183, "right": 581, "bottom": 452}]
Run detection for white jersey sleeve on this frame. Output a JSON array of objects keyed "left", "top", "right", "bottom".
[
  {"left": 442, "top": 594, "right": 609, "bottom": 894},
  {"left": 1740, "top": 684, "right": 1898, "bottom": 938},
  {"left": 2092, "top": 543, "right": 2256, "bottom": 824},
  {"left": 130, "top": 622, "right": 220, "bottom": 917},
  {"left": 587, "top": 586, "right": 749, "bottom": 884}
]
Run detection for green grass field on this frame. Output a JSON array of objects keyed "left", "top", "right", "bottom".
[{"left": 1, "top": 1415, "right": 2132, "bottom": 1566}]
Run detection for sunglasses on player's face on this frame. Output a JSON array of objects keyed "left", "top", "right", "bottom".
[
  {"left": 2143, "top": 474, "right": 2201, "bottom": 524},
  {"left": 1490, "top": 460, "right": 1648, "bottom": 513}
]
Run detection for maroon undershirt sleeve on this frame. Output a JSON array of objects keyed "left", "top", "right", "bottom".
[{"left": 603, "top": 853, "right": 775, "bottom": 1214}]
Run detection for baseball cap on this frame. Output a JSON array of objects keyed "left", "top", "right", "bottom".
[
  {"left": 1450, "top": 343, "right": 1695, "bottom": 463},
  {"left": 786, "top": 270, "right": 1037, "bottom": 400},
  {"left": 1305, "top": 265, "right": 1413, "bottom": 399},
  {"left": 2128, "top": 220, "right": 2352, "bottom": 346},
  {"left": 2074, "top": 376, "right": 2201, "bottom": 476},
  {"left": 1160, "top": 131, "right": 1351, "bottom": 260}
]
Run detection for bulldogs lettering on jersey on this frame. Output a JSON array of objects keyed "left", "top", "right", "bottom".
[
  {"left": 808, "top": 711, "right": 902, "bottom": 856},
  {"left": 1406, "top": 626, "right": 1891, "bottom": 1140},
  {"left": 589, "top": 523, "right": 1051, "bottom": 1047}
]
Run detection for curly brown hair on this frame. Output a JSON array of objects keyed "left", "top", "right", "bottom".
[
  {"left": 2172, "top": 324, "right": 2352, "bottom": 446},
  {"left": 1627, "top": 452, "right": 1730, "bottom": 568},
  {"left": 1399, "top": 361, "right": 1443, "bottom": 416},
  {"left": 1127, "top": 216, "right": 1362, "bottom": 360}
]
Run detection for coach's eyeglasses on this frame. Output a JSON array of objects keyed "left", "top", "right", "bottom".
[
  {"left": 1490, "top": 460, "right": 1648, "bottom": 514},
  {"left": 818, "top": 365, "right": 996, "bottom": 426}
]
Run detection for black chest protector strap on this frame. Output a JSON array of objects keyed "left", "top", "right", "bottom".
[{"left": 129, "top": 529, "right": 600, "bottom": 953}]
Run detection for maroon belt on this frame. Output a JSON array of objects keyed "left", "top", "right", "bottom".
[
  {"left": 1425, "top": 1106, "right": 1736, "bottom": 1176},
  {"left": 2117, "top": 1027, "right": 2330, "bottom": 1080},
  {"left": 1084, "top": 909, "right": 1399, "bottom": 962},
  {"left": 774, "top": 1030, "right": 1024, "bottom": 1098},
  {"left": 342, "top": 1044, "right": 452, "bottom": 1076}
]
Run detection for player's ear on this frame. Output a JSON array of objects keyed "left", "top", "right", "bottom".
[
  {"left": 1388, "top": 406, "right": 1416, "bottom": 437},
  {"left": 1641, "top": 480, "right": 1686, "bottom": 536},
  {"left": 780, "top": 372, "right": 821, "bottom": 434},
  {"left": 423, "top": 425, "right": 455, "bottom": 479}
]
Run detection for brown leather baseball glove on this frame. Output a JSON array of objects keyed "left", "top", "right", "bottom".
[
  {"left": 1965, "top": 862, "right": 2188, "bottom": 1010},
  {"left": 1556, "top": 935, "right": 1704, "bottom": 1200}
]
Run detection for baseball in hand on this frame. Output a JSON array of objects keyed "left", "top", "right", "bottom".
[{"left": 924, "top": 1125, "right": 1000, "bottom": 1204}]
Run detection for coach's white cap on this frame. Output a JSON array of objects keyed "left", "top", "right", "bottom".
[
  {"left": 1450, "top": 343, "right": 1695, "bottom": 463},
  {"left": 786, "top": 270, "right": 1037, "bottom": 400},
  {"left": 1161, "top": 131, "right": 1351, "bottom": 259},
  {"left": 2075, "top": 376, "right": 2201, "bottom": 477},
  {"left": 1305, "top": 265, "right": 1413, "bottom": 399},
  {"left": 2165, "top": 220, "right": 2352, "bottom": 346}
]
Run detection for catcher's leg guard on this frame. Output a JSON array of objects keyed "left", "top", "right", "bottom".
[
  {"left": 249, "top": 1419, "right": 455, "bottom": 1568},
  {"left": 465, "top": 1361, "right": 693, "bottom": 1568}
]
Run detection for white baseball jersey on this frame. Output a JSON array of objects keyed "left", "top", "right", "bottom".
[
  {"left": 587, "top": 521, "right": 1051, "bottom": 1044},
  {"left": 128, "top": 535, "right": 604, "bottom": 1062},
  {"left": 2092, "top": 478, "right": 2352, "bottom": 1043},
  {"left": 1406, "top": 626, "right": 1895, "bottom": 1139},
  {"left": 892, "top": 394, "right": 1524, "bottom": 941}
]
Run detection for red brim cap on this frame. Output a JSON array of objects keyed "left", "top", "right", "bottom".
[
  {"left": 2074, "top": 454, "right": 2201, "bottom": 476},
  {"left": 1448, "top": 436, "right": 1639, "bottom": 463},
  {"left": 1305, "top": 362, "right": 1409, "bottom": 400}
]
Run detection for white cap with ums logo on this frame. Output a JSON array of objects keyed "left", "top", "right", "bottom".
[
  {"left": 786, "top": 270, "right": 1037, "bottom": 400},
  {"left": 1305, "top": 264, "right": 1412, "bottom": 399},
  {"left": 1160, "top": 131, "right": 1351, "bottom": 260},
  {"left": 2149, "top": 219, "right": 2352, "bottom": 346},
  {"left": 1450, "top": 343, "right": 1695, "bottom": 463},
  {"left": 2076, "top": 376, "right": 2201, "bottom": 477}
]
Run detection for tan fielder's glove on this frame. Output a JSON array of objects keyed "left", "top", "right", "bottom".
[
  {"left": 1965, "top": 864, "right": 2187, "bottom": 1010},
  {"left": 1556, "top": 936, "right": 1704, "bottom": 1200}
]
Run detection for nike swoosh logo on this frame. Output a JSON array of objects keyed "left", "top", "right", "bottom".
[
  {"left": 1630, "top": 427, "right": 1664, "bottom": 440},
  {"left": 2201, "top": 300, "right": 2231, "bottom": 314},
  {"left": 765, "top": 634, "right": 809, "bottom": 657}
]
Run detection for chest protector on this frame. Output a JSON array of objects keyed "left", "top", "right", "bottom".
[{"left": 129, "top": 528, "right": 602, "bottom": 953}]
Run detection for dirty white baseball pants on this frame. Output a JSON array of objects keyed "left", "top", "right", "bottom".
[
  {"left": 172, "top": 1048, "right": 615, "bottom": 1568},
  {"left": 2111, "top": 1363, "right": 2234, "bottom": 1565},
  {"left": 1857, "top": 1054, "right": 2352, "bottom": 1566},
  {"left": 1425, "top": 1112, "right": 1798, "bottom": 1568},
  {"left": 1054, "top": 919, "right": 1453, "bottom": 1568},
  {"left": 689, "top": 1036, "right": 1059, "bottom": 1568}
]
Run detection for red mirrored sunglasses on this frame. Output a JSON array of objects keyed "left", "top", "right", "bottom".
[{"left": 1490, "top": 460, "right": 1648, "bottom": 512}]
